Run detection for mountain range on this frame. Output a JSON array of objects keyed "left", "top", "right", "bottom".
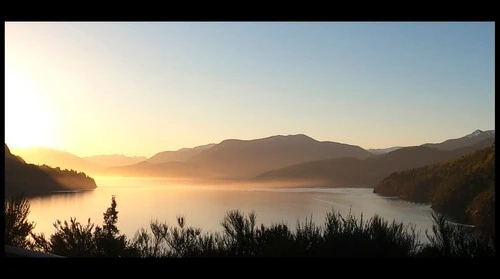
[
  {"left": 255, "top": 137, "right": 494, "bottom": 187},
  {"left": 84, "top": 154, "right": 148, "bottom": 168},
  {"left": 11, "top": 147, "right": 148, "bottom": 175},
  {"left": 147, "top": 144, "right": 216, "bottom": 164},
  {"left": 365, "top": 130, "right": 495, "bottom": 155},
  {"left": 107, "top": 134, "right": 373, "bottom": 179},
  {"left": 8, "top": 129, "right": 495, "bottom": 183},
  {"left": 421, "top": 129, "right": 495, "bottom": 150}
]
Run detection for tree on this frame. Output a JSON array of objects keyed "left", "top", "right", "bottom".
[
  {"left": 94, "top": 195, "right": 132, "bottom": 257},
  {"left": 46, "top": 218, "right": 97, "bottom": 257},
  {"left": 31, "top": 196, "right": 138, "bottom": 257},
  {"left": 103, "top": 195, "right": 119, "bottom": 236},
  {"left": 4, "top": 195, "right": 35, "bottom": 249}
]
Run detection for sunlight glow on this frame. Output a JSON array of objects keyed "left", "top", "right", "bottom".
[{"left": 5, "top": 64, "right": 59, "bottom": 148}]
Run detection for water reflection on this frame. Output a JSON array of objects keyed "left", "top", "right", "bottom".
[{"left": 28, "top": 181, "right": 437, "bottom": 243}]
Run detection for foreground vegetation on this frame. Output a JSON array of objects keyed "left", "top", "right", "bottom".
[
  {"left": 374, "top": 143, "right": 495, "bottom": 238},
  {"left": 5, "top": 195, "right": 495, "bottom": 257}
]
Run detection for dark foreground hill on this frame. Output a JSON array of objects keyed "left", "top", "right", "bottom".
[
  {"left": 5, "top": 144, "right": 97, "bottom": 198},
  {"left": 11, "top": 146, "right": 101, "bottom": 174},
  {"left": 374, "top": 143, "right": 495, "bottom": 236}
]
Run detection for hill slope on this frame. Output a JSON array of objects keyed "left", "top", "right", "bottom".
[
  {"left": 11, "top": 147, "right": 101, "bottom": 175},
  {"left": 367, "top": 146, "right": 404, "bottom": 155},
  {"left": 5, "top": 144, "right": 97, "bottom": 197},
  {"left": 147, "top": 144, "right": 216, "bottom": 164},
  {"left": 255, "top": 138, "right": 494, "bottom": 187},
  {"left": 422, "top": 129, "right": 495, "bottom": 150},
  {"left": 373, "top": 143, "right": 495, "bottom": 236},
  {"left": 84, "top": 154, "right": 147, "bottom": 168},
  {"left": 109, "top": 134, "right": 373, "bottom": 179},
  {"left": 187, "top": 134, "right": 373, "bottom": 178}
]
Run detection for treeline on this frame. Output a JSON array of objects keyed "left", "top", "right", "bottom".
[
  {"left": 38, "top": 165, "right": 93, "bottom": 178},
  {"left": 38, "top": 165, "right": 97, "bottom": 191},
  {"left": 374, "top": 143, "right": 495, "bottom": 238},
  {"left": 5, "top": 144, "right": 97, "bottom": 197},
  {"left": 5, "top": 196, "right": 495, "bottom": 257}
]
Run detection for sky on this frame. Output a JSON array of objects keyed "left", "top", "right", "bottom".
[{"left": 4, "top": 22, "right": 495, "bottom": 158}]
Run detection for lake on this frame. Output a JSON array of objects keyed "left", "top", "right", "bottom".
[{"left": 28, "top": 177, "right": 437, "bottom": 243}]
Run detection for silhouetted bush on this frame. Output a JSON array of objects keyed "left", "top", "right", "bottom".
[
  {"left": 419, "top": 212, "right": 495, "bottom": 257},
  {"left": 4, "top": 195, "right": 35, "bottom": 249},
  {"left": 7, "top": 196, "right": 495, "bottom": 257},
  {"left": 254, "top": 223, "right": 295, "bottom": 256},
  {"left": 45, "top": 217, "right": 97, "bottom": 257},
  {"left": 129, "top": 209, "right": 494, "bottom": 257},
  {"left": 31, "top": 196, "right": 138, "bottom": 257},
  {"left": 132, "top": 220, "right": 170, "bottom": 257}
]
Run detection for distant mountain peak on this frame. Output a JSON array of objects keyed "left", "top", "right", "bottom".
[
  {"left": 220, "top": 134, "right": 316, "bottom": 144},
  {"left": 292, "top": 134, "right": 316, "bottom": 140},
  {"left": 273, "top": 134, "right": 316, "bottom": 141},
  {"left": 290, "top": 133, "right": 309, "bottom": 137},
  {"left": 422, "top": 129, "right": 494, "bottom": 151},
  {"left": 467, "top": 129, "right": 485, "bottom": 138}
]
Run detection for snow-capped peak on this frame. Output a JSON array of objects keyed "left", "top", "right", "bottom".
[{"left": 467, "top": 129, "right": 484, "bottom": 138}]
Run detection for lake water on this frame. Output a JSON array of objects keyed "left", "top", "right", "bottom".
[{"left": 28, "top": 177, "right": 437, "bottom": 243}]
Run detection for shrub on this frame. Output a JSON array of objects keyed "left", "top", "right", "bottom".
[{"left": 4, "top": 195, "right": 35, "bottom": 249}]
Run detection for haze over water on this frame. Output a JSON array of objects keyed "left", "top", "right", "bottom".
[{"left": 28, "top": 178, "right": 436, "bottom": 243}]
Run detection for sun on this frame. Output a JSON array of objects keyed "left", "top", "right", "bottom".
[{"left": 5, "top": 64, "right": 59, "bottom": 149}]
